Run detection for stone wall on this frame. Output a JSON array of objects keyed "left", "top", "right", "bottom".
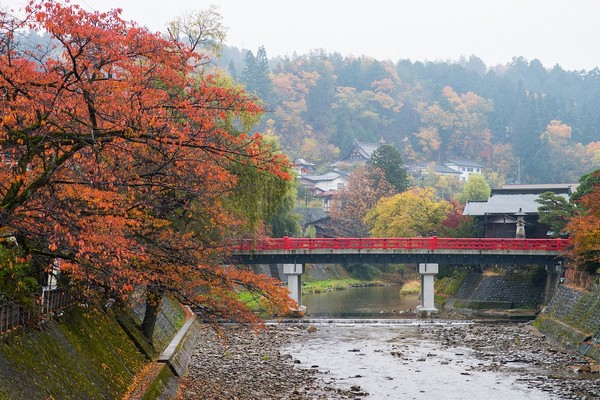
[
  {"left": 534, "top": 285, "right": 600, "bottom": 362},
  {"left": 450, "top": 268, "right": 546, "bottom": 309},
  {"left": 252, "top": 263, "right": 349, "bottom": 282}
]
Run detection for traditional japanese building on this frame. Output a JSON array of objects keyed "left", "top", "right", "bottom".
[
  {"left": 332, "top": 140, "right": 382, "bottom": 167},
  {"left": 463, "top": 184, "right": 577, "bottom": 238}
]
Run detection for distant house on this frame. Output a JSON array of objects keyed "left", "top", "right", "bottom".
[
  {"left": 434, "top": 163, "right": 463, "bottom": 178},
  {"left": 444, "top": 159, "right": 484, "bottom": 181},
  {"left": 298, "top": 170, "right": 348, "bottom": 193},
  {"left": 332, "top": 140, "right": 382, "bottom": 167},
  {"left": 406, "top": 162, "right": 462, "bottom": 181},
  {"left": 298, "top": 170, "right": 348, "bottom": 211},
  {"left": 292, "top": 158, "right": 315, "bottom": 176},
  {"left": 463, "top": 184, "right": 576, "bottom": 238}
]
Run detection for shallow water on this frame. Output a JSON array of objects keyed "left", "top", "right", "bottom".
[
  {"left": 284, "top": 323, "right": 559, "bottom": 399},
  {"left": 302, "top": 285, "right": 421, "bottom": 319}
]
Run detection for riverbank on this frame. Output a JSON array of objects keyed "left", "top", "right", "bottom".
[
  {"left": 177, "top": 321, "right": 600, "bottom": 399},
  {"left": 177, "top": 324, "right": 357, "bottom": 399}
]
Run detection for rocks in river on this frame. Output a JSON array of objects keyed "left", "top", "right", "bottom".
[
  {"left": 177, "top": 322, "right": 600, "bottom": 399},
  {"left": 177, "top": 325, "right": 358, "bottom": 399},
  {"left": 432, "top": 323, "right": 600, "bottom": 399}
]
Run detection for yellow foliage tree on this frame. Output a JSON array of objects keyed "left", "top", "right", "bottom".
[{"left": 365, "top": 187, "right": 451, "bottom": 237}]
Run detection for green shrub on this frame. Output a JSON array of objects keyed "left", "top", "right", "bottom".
[{"left": 0, "top": 245, "right": 38, "bottom": 307}]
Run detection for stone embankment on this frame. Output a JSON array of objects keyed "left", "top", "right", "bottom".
[
  {"left": 535, "top": 285, "right": 600, "bottom": 362},
  {"left": 447, "top": 268, "right": 547, "bottom": 310}
]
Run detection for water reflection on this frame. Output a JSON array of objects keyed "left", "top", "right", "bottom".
[{"left": 303, "top": 285, "right": 421, "bottom": 319}]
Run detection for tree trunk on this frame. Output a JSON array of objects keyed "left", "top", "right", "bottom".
[{"left": 141, "top": 286, "right": 163, "bottom": 343}]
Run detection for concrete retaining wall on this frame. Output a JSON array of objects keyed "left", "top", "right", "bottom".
[
  {"left": 535, "top": 285, "right": 600, "bottom": 362},
  {"left": 450, "top": 269, "right": 546, "bottom": 310}
]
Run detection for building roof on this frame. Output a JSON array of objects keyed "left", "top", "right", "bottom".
[
  {"left": 294, "top": 158, "right": 315, "bottom": 167},
  {"left": 434, "top": 164, "right": 462, "bottom": 175},
  {"left": 354, "top": 141, "right": 381, "bottom": 159},
  {"left": 335, "top": 140, "right": 381, "bottom": 165},
  {"left": 463, "top": 192, "right": 569, "bottom": 216},
  {"left": 445, "top": 158, "right": 484, "bottom": 168},
  {"left": 300, "top": 170, "right": 347, "bottom": 183},
  {"left": 501, "top": 183, "right": 578, "bottom": 193}
]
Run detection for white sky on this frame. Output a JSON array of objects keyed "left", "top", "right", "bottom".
[{"left": 4, "top": 0, "right": 600, "bottom": 71}]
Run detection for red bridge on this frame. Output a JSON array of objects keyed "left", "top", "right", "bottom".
[
  {"left": 230, "top": 237, "right": 569, "bottom": 265},
  {"left": 231, "top": 237, "right": 569, "bottom": 313}
]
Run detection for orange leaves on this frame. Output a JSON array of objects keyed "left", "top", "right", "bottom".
[{"left": 0, "top": 0, "right": 295, "bottom": 325}]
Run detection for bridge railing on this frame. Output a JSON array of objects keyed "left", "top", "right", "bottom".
[{"left": 231, "top": 237, "right": 570, "bottom": 252}]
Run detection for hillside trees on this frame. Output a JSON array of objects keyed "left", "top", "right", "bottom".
[
  {"left": 0, "top": 1, "right": 295, "bottom": 337},
  {"left": 235, "top": 52, "right": 600, "bottom": 182}
]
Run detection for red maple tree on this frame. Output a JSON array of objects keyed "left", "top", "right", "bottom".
[{"left": 0, "top": 1, "right": 295, "bottom": 338}]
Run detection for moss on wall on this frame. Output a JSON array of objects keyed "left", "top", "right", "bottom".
[
  {"left": 535, "top": 285, "right": 600, "bottom": 362},
  {"left": 0, "top": 306, "right": 147, "bottom": 400}
]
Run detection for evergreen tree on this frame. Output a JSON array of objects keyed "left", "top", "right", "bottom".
[
  {"left": 535, "top": 192, "right": 575, "bottom": 237},
  {"left": 228, "top": 60, "right": 238, "bottom": 80},
  {"left": 242, "top": 50, "right": 257, "bottom": 93},
  {"left": 254, "top": 46, "right": 273, "bottom": 103},
  {"left": 241, "top": 46, "right": 272, "bottom": 104},
  {"left": 368, "top": 145, "right": 409, "bottom": 193}
]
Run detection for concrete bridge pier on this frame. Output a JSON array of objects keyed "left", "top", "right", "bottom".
[
  {"left": 543, "top": 263, "right": 564, "bottom": 304},
  {"left": 283, "top": 263, "right": 306, "bottom": 314},
  {"left": 417, "top": 263, "right": 439, "bottom": 316}
]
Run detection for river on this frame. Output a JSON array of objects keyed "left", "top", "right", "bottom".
[
  {"left": 280, "top": 285, "right": 600, "bottom": 399},
  {"left": 302, "top": 284, "right": 421, "bottom": 319}
]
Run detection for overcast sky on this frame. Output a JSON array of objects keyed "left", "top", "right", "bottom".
[{"left": 4, "top": 0, "right": 600, "bottom": 71}]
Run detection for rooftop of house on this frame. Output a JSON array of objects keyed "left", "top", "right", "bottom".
[
  {"left": 334, "top": 140, "right": 382, "bottom": 165},
  {"left": 434, "top": 164, "right": 462, "bottom": 175},
  {"left": 445, "top": 158, "right": 485, "bottom": 168},
  {"left": 353, "top": 141, "right": 381, "bottom": 159},
  {"left": 299, "top": 170, "right": 348, "bottom": 183},
  {"left": 463, "top": 185, "right": 572, "bottom": 216},
  {"left": 294, "top": 158, "right": 315, "bottom": 167},
  {"left": 501, "top": 183, "right": 578, "bottom": 193}
]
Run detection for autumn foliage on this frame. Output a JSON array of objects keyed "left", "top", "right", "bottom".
[
  {"left": 365, "top": 187, "right": 451, "bottom": 237},
  {"left": 567, "top": 170, "right": 600, "bottom": 273},
  {"left": 0, "top": 1, "right": 295, "bottom": 326}
]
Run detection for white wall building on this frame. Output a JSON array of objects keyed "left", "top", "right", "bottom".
[{"left": 444, "top": 159, "right": 484, "bottom": 181}]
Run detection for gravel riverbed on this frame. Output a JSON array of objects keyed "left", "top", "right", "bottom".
[{"left": 177, "top": 322, "right": 600, "bottom": 399}]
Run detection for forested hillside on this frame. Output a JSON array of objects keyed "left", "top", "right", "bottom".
[{"left": 226, "top": 48, "right": 600, "bottom": 184}]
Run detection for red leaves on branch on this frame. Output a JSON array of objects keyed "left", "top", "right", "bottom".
[{"left": 0, "top": 1, "right": 294, "bottom": 320}]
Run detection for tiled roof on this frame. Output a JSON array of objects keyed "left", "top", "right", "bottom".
[
  {"left": 434, "top": 164, "right": 462, "bottom": 174},
  {"left": 301, "top": 171, "right": 347, "bottom": 182},
  {"left": 445, "top": 158, "right": 484, "bottom": 168},
  {"left": 463, "top": 192, "right": 569, "bottom": 216},
  {"left": 355, "top": 142, "right": 380, "bottom": 159}
]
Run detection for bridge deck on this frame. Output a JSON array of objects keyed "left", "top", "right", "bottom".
[{"left": 230, "top": 237, "right": 569, "bottom": 265}]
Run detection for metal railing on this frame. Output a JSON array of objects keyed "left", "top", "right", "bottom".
[
  {"left": 0, "top": 287, "right": 76, "bottom": 336},
  {"left": 0, "top": 300, "right": 30, "bottom": 335},
  {"left": 231, "top": 237, "right": 571, "bottom": 252}
]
